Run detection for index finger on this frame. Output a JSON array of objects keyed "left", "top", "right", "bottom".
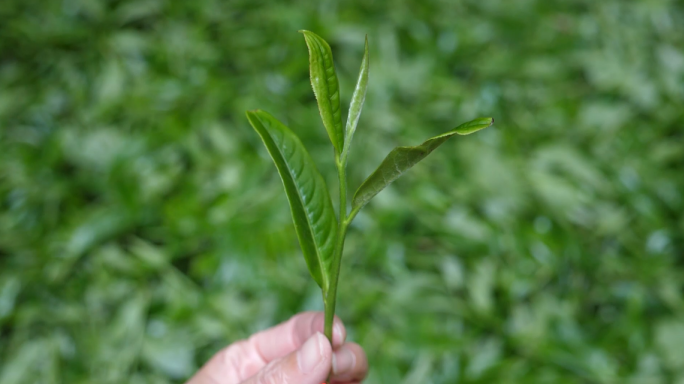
[{"left": 248, "top": 311, "right": 346, "bottom": 363}]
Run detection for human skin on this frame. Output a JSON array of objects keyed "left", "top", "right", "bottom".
[{"left": 186, "top": 311, "right": 368, "bottom": 384}]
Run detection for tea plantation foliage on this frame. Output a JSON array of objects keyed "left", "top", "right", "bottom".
[{"left": 1, "top": 0, "right": 683, "bottom": 383}]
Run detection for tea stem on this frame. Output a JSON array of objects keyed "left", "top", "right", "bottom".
[
  {"left": 323, "top": 219, "right": 347, "bottom": 343},
  {"left": 326, "top": 159, "right": 347, "bottom": 333},
  {"left": 323, "top": 157, "right": 349, "bottom": 383},
  {"left": 324, "top": 152, "right": 366, "bottom": 340}
]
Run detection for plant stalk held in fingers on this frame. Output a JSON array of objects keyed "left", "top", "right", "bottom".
[{"left": 246, "top": 30, "right": 493, "bottom": 382}]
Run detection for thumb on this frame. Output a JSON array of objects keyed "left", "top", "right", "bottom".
[{"left": 242, "top": 332, "right": 332, "bottom": 384}]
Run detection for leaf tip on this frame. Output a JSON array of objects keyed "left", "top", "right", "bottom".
[
  {"left": 299, "top": 30, "right": 318, "bottom": 40},
  {"left": 454, "top": 117, "right": 494, "bottom": 135}
]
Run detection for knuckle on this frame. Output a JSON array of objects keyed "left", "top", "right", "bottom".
[
  {"left": 253, "top": 361, "right": 292, "bottom": 384},
  {"left": 220, "top": 340, "right": 250, "bottom": 380}
]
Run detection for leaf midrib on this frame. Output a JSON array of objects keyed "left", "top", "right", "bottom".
[
  {"left": 273, "top": 127, "right": 330, "bottom": 290},
  {"left": 306, "top": 33, "right": 342, "bottom": 150}
]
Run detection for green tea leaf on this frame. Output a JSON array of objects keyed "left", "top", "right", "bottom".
[
  {"left": 342, "top": 35, "right": 369, "bottom": 164},
  {"left": 300, "top": 30, "right": 344, "bottom": 154},
  {"left": 246, "top": 110, "right": 337, "bottom": 291},
  {"left": 352, "top": 117, "right": 493, "bottom": 211}
]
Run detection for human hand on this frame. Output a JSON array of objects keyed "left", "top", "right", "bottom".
[{"left": 186, "top": 311, "right": 368, "bottom": 384}]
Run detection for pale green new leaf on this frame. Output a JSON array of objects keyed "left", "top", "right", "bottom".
[
  {"left": 300, "top": 30, "right": 344, "bottom": 153},
  {"left": 352, "top": 117, "right": 494, "bottom": 211},
  {"left": 342, "top": 35, "right": 369, "bottom": 164},
  {"left": 246, "top": 110, "right": 337, "bottom": 291}
]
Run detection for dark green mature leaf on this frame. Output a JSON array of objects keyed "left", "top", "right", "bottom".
[
  {"left": 300, "top": 30, "right": 344, "bottom": 154},
  {"left": 352, "top": 118, "right": 494, "bottom": 211},
  {"left": 342, "top": 35, "right": 369, "bottom": 162},
  {"left": 246, "top": 110, "right": 337, "bottom": 291}
]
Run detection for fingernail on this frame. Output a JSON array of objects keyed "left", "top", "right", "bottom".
[
  {"left": 333, "top": 322, "right": 344, "bottom": 343},
  {"left": 297, "top": 332, "right": 324, "bottom": 374},
  {"left": 332, "top": 346, "right": 356, "bottom": 375}
]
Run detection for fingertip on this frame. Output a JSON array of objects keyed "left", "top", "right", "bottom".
[
  {"left": 332, "top": 345, "right": 355, "bottom": 375},
  {"left": 244, "top": 332, "right": 332, "bottom": 384},
  {"left": 304, "top": 312, "right": 346, "bottom": 348},
  {"left": 332, "top": 316, "right": 347, "bottom": 347},
  {"left": 296, "top": 332, "right": 331, "bottom": 374},
  {"left": 318, "top": 331, "right": 333, "bottom": 354},
  {"left": 290, "top": 311, "right": 323, "bottom": 346},
  {"left": 331, "top": 342, "right": 368, "bottom": 382}
]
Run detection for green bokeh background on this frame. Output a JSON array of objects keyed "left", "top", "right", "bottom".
[{"left": 2, "top": 0, "right": 684, "bottom": 383}]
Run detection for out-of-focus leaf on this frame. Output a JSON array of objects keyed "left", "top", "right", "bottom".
[
  {"left": 352, "top": 117, "right": 493, "bottom": 211},
  {"left": 246, "top": 110, "right": 337, "bottom": 291},
  {"left": 300, "top": 30, "right": 344, "bottom": 154},
  {"left": 0, "top": 341, "right": 49, "bottom": 384}
]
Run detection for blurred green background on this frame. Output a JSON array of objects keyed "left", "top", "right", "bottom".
[{"left": 1, "top": 0, "right": 684, "bottom": 383}]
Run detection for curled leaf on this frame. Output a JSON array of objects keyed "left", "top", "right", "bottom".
[{"left": 342, "top": 35, "right": 369, "bottom": 163}]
